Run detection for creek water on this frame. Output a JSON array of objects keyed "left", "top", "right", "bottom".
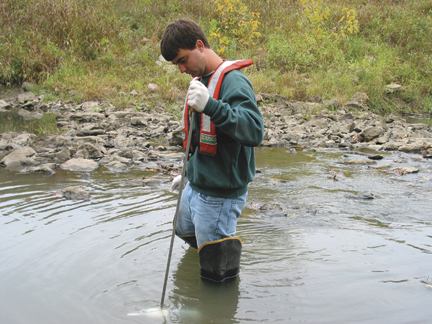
[{"left": 1, "top": 147, "right": 432, "bottom": 324}]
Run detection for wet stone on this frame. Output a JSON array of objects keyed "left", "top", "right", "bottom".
[
  {"left": 344, "top": 191, "right": 375, "bottom": 200},
  {"left": 60, "top": 186, "right": 91, "bottom": 200}
]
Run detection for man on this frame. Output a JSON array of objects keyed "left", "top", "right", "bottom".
[{"left": 161, "top": 18, "right": 264, "bottom": 282}]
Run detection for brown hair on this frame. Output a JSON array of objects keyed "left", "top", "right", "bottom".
[{"left": 161, "top": 19, "right": 210, "bottom": 61}]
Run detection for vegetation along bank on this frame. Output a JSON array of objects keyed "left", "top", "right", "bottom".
[{"left": 1, "top": 0, "right": 432, "bottom": 116}]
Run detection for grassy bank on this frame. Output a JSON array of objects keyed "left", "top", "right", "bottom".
[{"left": 1, "top": 0, "right": 432, "bottom": 116}]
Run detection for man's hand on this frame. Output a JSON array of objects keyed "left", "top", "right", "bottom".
[
  {"left": 187, "top": 80, "right": 209, "bottom": 112},
  {"left": 171, "top": 175, "right": 188, "bottom": 191}
]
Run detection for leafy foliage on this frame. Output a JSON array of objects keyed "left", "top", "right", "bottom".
[
  {"left": 300, "top": 0, "right": 359, "bottom": 42},
  {"left": 208, "top": 0, "right": 261, "bottom": 56}
]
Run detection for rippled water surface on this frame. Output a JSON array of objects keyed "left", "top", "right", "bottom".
[{"left": 1, "top": 147, "right": 432, "bottom": 323}]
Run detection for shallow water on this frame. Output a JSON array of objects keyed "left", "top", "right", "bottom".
[
  {"left": 1, "top": 147, "right": 432, "bottom": 324},
  {"left": 404, "top": 114, "right": 432, "bottom": 127}
]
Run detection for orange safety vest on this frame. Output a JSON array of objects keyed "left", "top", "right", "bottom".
[{"left": 182, "top": 59, "right": 253, "bottom": 155}]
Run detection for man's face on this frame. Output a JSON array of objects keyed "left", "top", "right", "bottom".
[{"left": 171, "top": 42, "right": 206, "bottom": 78}]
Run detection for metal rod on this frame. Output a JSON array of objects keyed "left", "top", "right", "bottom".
[{"left": 160, "top": 111, "right": 195, "bottom": 309}]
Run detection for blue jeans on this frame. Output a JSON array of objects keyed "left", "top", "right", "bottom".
[{"left": 176, "top": 183, "right": 247, "bottom": 248}]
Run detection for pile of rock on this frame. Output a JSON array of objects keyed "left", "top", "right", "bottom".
[
  {"left": 257, "top": 93, "right": 432, "bottom": 156},
  {"left": 0, "top": 93, "right": 184, "bottom": 174},
  {"left": 1, "top": 90, "right": 432, "bottom": 176}
]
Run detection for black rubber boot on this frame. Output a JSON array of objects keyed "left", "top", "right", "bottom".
[
  {"left": 176, "top": 232, "right": 198, "bottom": 249},
  {"left": 198, "top": 237, "right": 242, "bottom": 282}
]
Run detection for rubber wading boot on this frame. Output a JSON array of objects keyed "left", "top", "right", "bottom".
[
  {"left": 198, "top": 237, "right": 242, "bottom": 282},
  {"left": 176, "top": 232, "right": 198, "bottom": 249}
]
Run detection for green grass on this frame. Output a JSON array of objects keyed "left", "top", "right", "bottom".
[{"left": 1, "top": 0, "right": 432, "bottom": 115}]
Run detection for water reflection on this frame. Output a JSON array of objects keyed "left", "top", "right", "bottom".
[
  {"left": 404, "top": 114, "right": 432, "bottom": 126},
  {"left": 170, "top": 247, "right": 240, "bottom": 323}
]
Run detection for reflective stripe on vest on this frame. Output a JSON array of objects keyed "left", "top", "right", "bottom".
[{"left": 182, "top": 59, "right": 254, "bottom": 155}]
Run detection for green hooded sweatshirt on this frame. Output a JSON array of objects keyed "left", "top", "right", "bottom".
[{"left": 187, "top": 69, "right": 264, "bottom": 198}]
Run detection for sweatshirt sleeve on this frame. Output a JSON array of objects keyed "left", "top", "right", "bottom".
[{"left": 202, "top": 70, "right": 264, "bottom": 147}]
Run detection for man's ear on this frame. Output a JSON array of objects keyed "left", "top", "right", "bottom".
[{"left": 196, "top": 40, "right": 205, "bottom": 52}]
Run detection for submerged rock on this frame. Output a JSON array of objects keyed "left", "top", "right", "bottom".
[
  {"left": 20, "top": 163, "right": 56, "bottom": 175},
  {"left": 105, "top": 160, "right": 128, "bottom": 171},
  {"left": 60, "top": 186, "right": 91, "bottom": 200},
  {"left": 344, "top": 191, "right": 375, "bottom": 200},
  {"left": 372, "top": 163, "right": 391, "bottom": 170},
  {"left": 246, "top": 200, "right": 318, "bottom": 217}
]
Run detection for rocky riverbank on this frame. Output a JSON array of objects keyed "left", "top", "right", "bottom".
[{"left": 1, "top": 90, "right": 432, "bottom": 181}]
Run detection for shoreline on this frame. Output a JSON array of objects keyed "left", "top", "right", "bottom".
[{"left": 1, "top": 90, "right": 432, "bottom": 177}]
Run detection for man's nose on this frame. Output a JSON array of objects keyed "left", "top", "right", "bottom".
[{"left": 178, "top": 64, "right": 187, "bottom": 73}]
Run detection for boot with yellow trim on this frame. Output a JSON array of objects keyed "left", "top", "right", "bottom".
[
  {"left": 176, "top": 231, "right": 198, "bottom": 249},
  {"left": 198, "top": 237, "right": 242, "bottom": 282}
]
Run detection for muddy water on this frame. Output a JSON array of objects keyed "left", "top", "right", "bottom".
[{"left": 1, "top": 147, "right": 432, "bottom": 324}]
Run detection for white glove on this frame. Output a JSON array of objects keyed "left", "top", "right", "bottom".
[
  {"left": 187, "top": 80, "right": 209, "bottom": 112},
  {"left": 171, "top": 175, "right": 188, "bottom": 191}
]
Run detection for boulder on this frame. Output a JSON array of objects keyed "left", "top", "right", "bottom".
[
  {"left": 398, "top": 142, "right": 427, "bottom": 154},
  {"left": 0, "top": 146, "right": 37, "bottom": 168},
  {"left": 0, "top": 99, "right": 11, "bottom": 109},
  {"left": 60, "top": 158, "right": 98, "bottom": 171},
  {"left": 17, "top": 92, "right": 36, "bottom": 104},
  {"left": 362, "top": 126, "right": 385, "bottom": 142}
]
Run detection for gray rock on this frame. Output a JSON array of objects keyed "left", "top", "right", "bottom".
[
  {"left": 344, "top": 191, "right": 375, "bottom": 200},
  {"left": 169, "top": 129, "right": 183, "bottom": 146},
  {"left": 0, "top": 146, "right": 37, "bottom": 168},
  {"left": 34, "top": 148, "right": 72, "bottom": 163},
  {"left": 398, "top": 143, "right": 426, "bottom": 154},
  {"left": 352, "top": 92, "right": 369, "bottom": 106},
  {"left": 106, "top": 160, "right": 128, "bottom": 171},
  {"left": 0, "top": 132, "right": 35, "bottom": 149},
  {"left": 76, "top": 143, "right": 103, "bottom": 159},
  {"left": 392, "top": 166, "right": 419, "bottom": 174},
  {"left": 30, "top": 135, "right": 73, "bottom": 151},
  {"left": 0, "top": 99, "right": 11, "bottom": 109},
  {"left": 338, "top": 113, "right": 354, "bottom": 122},
  {"left": 344, "top": 101, "right": 361, "bottom": 109},
  {"left": 367, "top": 154, "right": 384, "bottom": 160},
  {"left": 362, "top": 126, "right": 385, "bottom": 142},
  {"left": 382, "top": 141, "right": 407, "bottom": 151},
  {"left": 17, "top": 92, "right": 36, "bottom": 104},
  {"left": 372, "top": 163, "right": 391, "bottom": 170},
  {"left": 61, "top": 186, "right": 91, "bottom": 200},
  {"left": 21, "top": 163, "right": 56, "bottom": 175},
  {"left": 131, "top": 117, "right": 147, "bottom": 126},
  {"left": 21, "top": 82, "right": 37, "bottom": 92},
  {"left": 81, "top": 101, "right": 101, "bottom": 111},
  {"left": 60, "top": 158, "right": 98, "bottom": 171},
  {"left": 345, "top": 159, "right": 377, "bottom": 165},
  {"left": 385, "top": 83, "right": 402, "bottom": 93},
  {"left": 76, "top": 126, "right": 105, "bottom": 137},
  {"left": 69, "top": 112, "right": 105, "bottom": 123},
  {"left": 390, "top": 125, "right": 410, "bottom": 139}
]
